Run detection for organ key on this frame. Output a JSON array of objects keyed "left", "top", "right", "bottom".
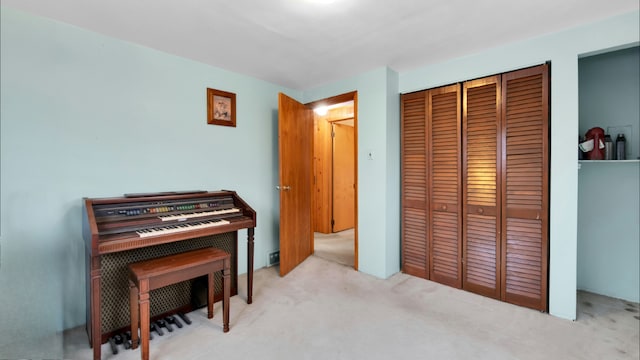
[
  {"left": 158, "top": 208, "right": 240, "bottom": 222},
  {"left": 135, "top": 219, "right": 231, "bottom": 238}
]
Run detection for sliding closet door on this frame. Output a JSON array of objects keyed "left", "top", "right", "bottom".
[
  {"left": 428, "top": 85, "right": 462, "bottom": 288},
  {"left": 401, "top": 91, "right": 429, "bottom": 278},
  {"left": 462, "top": 76, "right": 502, "bottom": 299},
  {"left": 501, "top": 64, "right": 549, "bottom": 311}
]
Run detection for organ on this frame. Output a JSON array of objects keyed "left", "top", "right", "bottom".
[{"left": 83, "top": 190, "right": 256, "bottom": 360}]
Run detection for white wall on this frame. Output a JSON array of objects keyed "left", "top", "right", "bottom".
[{"left": 0, "top": 7, "right": 298, "bottom": 357}]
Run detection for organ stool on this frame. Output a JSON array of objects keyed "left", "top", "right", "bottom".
[{"left": 128, "top": 247, "right": 231, "bottom": 360}]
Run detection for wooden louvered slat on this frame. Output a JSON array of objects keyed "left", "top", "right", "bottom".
[
  {"left": 466, "top": 214, "right": 498, "bottom": 289},
  {"left": 462, "top": 76, "right": 501, "bottom": 299},
  {"left": 428, "top": 84, "right": 461, "bottom": 288},
  {"left": 501, "top": 65, "right": 549, "bottom": 311},
  {"left": 505, "top": 218, "right": 542, "bottom": 297},
  {"left": 400, "top": 65, "right": 549, "bottom": 313},
  {"left": 403, "top": 207, "right": 427, "bottom": 278},
  {"left": 401, "top": 91, "right": 428, "bottom": 278}
]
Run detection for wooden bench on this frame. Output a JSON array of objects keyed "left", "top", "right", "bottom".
[{"left": 128, "top": 247, "right": 231, "bottom": 360}]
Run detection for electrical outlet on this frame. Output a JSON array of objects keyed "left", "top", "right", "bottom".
[{"left": 268, "top": 250, "right": 280, "bottom": 267}]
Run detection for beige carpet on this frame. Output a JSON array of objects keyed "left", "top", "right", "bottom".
[
  {"left": 45, "top": 255, "right": 639, "bottom": 360},
  {"left": 314, "top": 228, "right": 355, "bottom": 267}
]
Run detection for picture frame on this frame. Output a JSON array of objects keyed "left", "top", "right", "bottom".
[{"left": 207, "top": 88, "right": 236, "bottom": 127}]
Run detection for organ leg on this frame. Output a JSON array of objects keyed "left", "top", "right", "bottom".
[{"left": 247, "top": 227, "right": 254, "bottom": 304}]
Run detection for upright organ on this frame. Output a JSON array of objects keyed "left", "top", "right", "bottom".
[{"left": 83, "top": 190, "right": 256, "bottom": 360}]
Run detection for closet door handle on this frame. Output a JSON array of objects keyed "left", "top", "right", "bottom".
[
  {"left": 276, "top": 185, "right": 291, "bottom": 191},
  {"left": 477, "top": 208, "right": 484, "bottom": 214}
]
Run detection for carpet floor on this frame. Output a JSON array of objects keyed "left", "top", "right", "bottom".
[
  {"left": 53, "top": 255, "right": 639, "bottom": 360},
  {"left": 313, "top": 228, "right": 355, "bottom": 267}
]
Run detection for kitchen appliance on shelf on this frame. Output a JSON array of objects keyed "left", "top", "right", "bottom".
[{"left": 579, "top": 127, "right": 606, "bottom": 160}]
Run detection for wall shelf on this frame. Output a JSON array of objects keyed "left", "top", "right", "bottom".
[
  {"left": 578, "top": 159, "right": 640, "bottom": 169},
  {"left": 579, "top": 159, "right": 640, "bottom": 162}
]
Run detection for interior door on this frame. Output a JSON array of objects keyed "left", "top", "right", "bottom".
[
  {"left": 332, "top": 123, "right": 355, "bottom": 232},
  {"left": 278, "top": 93, "right": 314, "bottom": 276}
]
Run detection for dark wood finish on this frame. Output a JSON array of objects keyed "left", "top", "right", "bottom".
[
  {"left": 500, "top": 64, "right": 549, "bottom": 311},
  {"left": 400, "top": 64, "right": 549, "bottom": 312},
  {"left": 332, "top": 123, "right": 355, "bottom": 232},
  {"left": 305, "top": 91, "right": 357, "bottom": 110},
  {"left": 427, "top": 84, "right": 462, "bottom": 288},
  {"left": 83, "top": 190, "right": 256, "bottom": 360},
  {"left": 462, "top": 76, "right": 502, "bottom": 299},
  {"left": 313, "top": 112, "right": 333, "bottom": 234},
  {"left": 129, "top": 248, "right": 230, "bottom": 360},
  {"left": 401, "top": 91, "right": 429, "bottom": 278},
  {"left": 278, "top": 93, "right": 314, "bottom": 276},
  {"left": 207, "top": 88, "right": 236, "bottom": 127}
]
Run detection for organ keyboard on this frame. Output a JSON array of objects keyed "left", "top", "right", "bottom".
[
  {"left": 136, "top": 219, "right": 230, "bottom": 238},
  {"left": 83, "top": 190, "right": 256, "bottom": 360}
]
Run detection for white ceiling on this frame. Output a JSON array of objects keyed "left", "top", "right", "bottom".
[{"left": 2, "top": 0, "right": 638, "bottom": 90}]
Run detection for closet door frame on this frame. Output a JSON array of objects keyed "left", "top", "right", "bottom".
[{"left": 400, "top": 64, "right": 550, "bottom": 312}]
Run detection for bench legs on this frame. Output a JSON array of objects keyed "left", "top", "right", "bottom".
[
  {"left": 207, "top": 272, "right": 214, "bottom": 319},
  {"left": 129, "top": 280, "right": 139, "bottom": 349},
  {"left": 129, "top": 263, "right": 230, "bottom": 360},
  {"left": 130, "top": 279, "right": 151, "bottom": 360}
]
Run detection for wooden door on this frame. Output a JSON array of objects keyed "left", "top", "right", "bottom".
[
  {"left": 278, "top": 93, "right": 314, "bottom": 276},
  {"left": 428, "top": 85, "right": 462, "bottom": 288},
  {"left": 500, "top": 65, "right": 549, "bottom": 311},
  {"left": 313, "top": 115, "right": 332, "bottom": 234},
  {"left": 462, "top": 76, "right": 502, "bottom": 299},
  {"left": 332, "top": 123, "right": 355, "bottom": 232},
  {"left": 401, "top": 91, "right": 429, "bottom": 278}
]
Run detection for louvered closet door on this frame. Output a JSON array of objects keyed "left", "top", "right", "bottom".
[
  {"left": 401, "top": 91, "right": 429, "bottom": 278},
  {"left": 462, "top": 76, "right": 501, "bottom": 299},
  {"left": 501, "top": 65, "right": 549, "bottom": 311},
  {"left": 428, "top": 85, "right": 462, "bottom": 288}
]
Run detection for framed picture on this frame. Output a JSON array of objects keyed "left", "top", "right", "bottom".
[{"left": 207, "top": 88, "right": 236, "bottom": 127}]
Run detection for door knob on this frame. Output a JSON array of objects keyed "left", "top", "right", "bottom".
[{"left": 276, "top": 185, "right": 291, "bottom": 191}]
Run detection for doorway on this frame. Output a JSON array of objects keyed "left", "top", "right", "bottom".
[{"left": 308, "top": 92, "right": 358, "bottom": 269}]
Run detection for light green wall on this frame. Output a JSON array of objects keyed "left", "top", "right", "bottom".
[
  {"left": 0, "top": 7, "right": 299, "bottom": 356},
  {"left": 303, "top": 67, "right": 401, "bottom": 278},
  {"left": 385, "top": 69, "right": 401, "bottom": 275},
  {"left": 1, "top": 4, "right": 639, "bottom": 357},
  {"left": 398, "top": 10, "right": 639, "bottom": 320},
  {"left": 577, "top": 47, "right": 640, "bottom": 302}
]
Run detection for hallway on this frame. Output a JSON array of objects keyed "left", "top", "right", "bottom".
[{"left": 314, "top": 228, "right": 355, "bottom": 268}]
